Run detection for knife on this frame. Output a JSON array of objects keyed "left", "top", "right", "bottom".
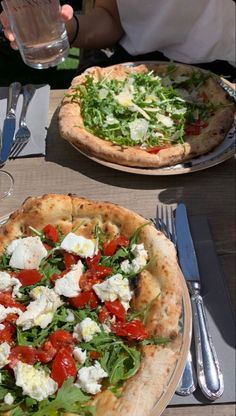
[
  {"left": 175, "top": 203, "right": 224, "bottom": 400},
  {"left": 0, "top": 82, "right": 22, "bottom": 166}
]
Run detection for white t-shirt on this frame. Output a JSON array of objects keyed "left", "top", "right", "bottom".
[{"left": 117, "top": 0, "right": 235, "bottom": 65}]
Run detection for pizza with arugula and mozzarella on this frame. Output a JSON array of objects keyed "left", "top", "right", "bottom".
[
  {"left": 58, "top": 62, "right": 235, "bottom": 168},
  {"left": 0, "top": 194, "right": 185, "bottom": 416}
]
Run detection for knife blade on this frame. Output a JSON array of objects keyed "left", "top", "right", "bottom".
[
  {"left": 175, "top": 203, "right": 224, "bottom": 400},
  {"left": 0, "top": 82, "right": 22, "bottom": 166}
]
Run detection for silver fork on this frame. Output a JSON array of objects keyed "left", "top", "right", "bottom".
[
  {"left": 10, "top": 84, "right": 36, "bottom": 157},
  {"left": 155, "top": 204, "right": 197, "bottom": 396}
]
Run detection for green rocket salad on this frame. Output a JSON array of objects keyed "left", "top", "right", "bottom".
[{"left": 69, "top": 65, "right": 221, "bottom": 149}]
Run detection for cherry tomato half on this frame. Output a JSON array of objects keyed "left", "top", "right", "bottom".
[
  {"left": 0, "top": 291, "right": 26, "bottom": 311},
  {"left": 103, "top": 236, "right": 129, "bottom": 256},
  {"left": 49, "top": 330, "right": 74, "bottom": 351},
  {"left": 0, "top": 321, "right": 16, "bottom": 345},
  {"left": 9, "top": 346, "right": 37, "bottom": 368},
  {"left": 63, "top": 252, "right": 80, "bottom": 269},
  {"left": 147, "top": 144, "right": 172, "bottom": 154},
  {"left": 89, "top": 351, "right": 100, "bottom": 360},
  {"left": 69, "top": 290, "right": 99, "bottom": 309},
  {"left": 105, "top": 299, "right": 126, "bottom": 322},
  {"left": 85, "top": 251, "right": 101, "bottom": 269},
  {"left": 16, "top": 270, "right": 43, "bottom": 287},
  {"left": 98, "top": 306, "right": 110, "bottom": 323},
  {"left": 79, "top": 266, "right": 109, "bottom": 292},
  {"left": 43, "top": 224, "right": 59, "bottom": 243},
  {"left": 112, "top": 319, "right": 148, "bottom": 341},
  {"left": 51, "top": 348, "right": 77, "bottom": 388},
  {"left": 37, "top": 341, "right": 57, "bottom": 364}
]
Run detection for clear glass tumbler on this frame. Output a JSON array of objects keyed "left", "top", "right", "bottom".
[{"left": 2, "top": 0, "right": 70, "bottom": 69}]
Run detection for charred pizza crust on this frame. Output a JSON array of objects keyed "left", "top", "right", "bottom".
[
  {"left": 58, "top": 63, "right": 235, "bottom": 168},
  {"left": 0, "top": 194, "right": 185, "bottom": 416}
]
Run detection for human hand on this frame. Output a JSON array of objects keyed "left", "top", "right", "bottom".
[
  {"left": 0, "top": 10, "right": 18, "bottom": 49},
  {"left": 0, "top": 4, "right": 74, "bottom": 50}
]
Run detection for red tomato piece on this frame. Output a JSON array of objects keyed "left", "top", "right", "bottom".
[
  {"left": 105, "top": 300, "right": 126, "bottom": 322},
  {"left": 43, "top": 224, "right": 59, "bottom": 243},
  {"left": 51, "top": 348, "right": 77, "bottom": 388},
  {"left": 147, "top": 144, "right": 172, "bottom": 154},
  {"left": 4, "top": 313, "right": 18, "bottom": 323},
  {"left": 0, "top": 291, "right": 26, "bottom": 311},
  {"left": 9, "top": 346, "right": 37, "bottom": 368},
  {"left": 85, "top": 251, "right": 101, "bottom": 269},
  {"left": 43, "top": 243, "right": 53, "bottom": 251},
  {"left": 49, "top": 330, "right": 74, "bottom": 351},
  {"left": 91, "top": 264, "right": 113, "bottom": 278},
  {"left": 103, "top": 236, "right": 129, "bottom": 256},
  {"left": 185, "top": 124, "right": 201, "bottom": 135},
  {"left": 50, "top": 269, "right": 69, "bottom": 283},
  {"left": 63, "top": 252, "right": 80, "bottom": 269},
  {"left": 37, "top": 341, "right": 57, "bottom": 363},
  {"left": 90, "top": 351, "right": 100, "bottom": 360},
  {"left": 69, "top": 290, "right": 99, "bottom": 309},
  {"left": 0, "top": 321, "right": 16, "bottom": 345},
  {"left": 112, "top": 319, "right": 148, "bottom": 341},
  {"left": 198, "top": 91, "right": 209, "bottom": 102},
  {"left": 16, "top": 269, "right": 43, "bottom": 287},
  {"left": 98, "top": 306, "right": 110, "bottom": 323},
  {"left": 79, "top": 269, "right": 105, "bottom": 292}
]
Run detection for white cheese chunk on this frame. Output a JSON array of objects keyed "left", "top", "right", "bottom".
[
  {"left": 128, "top": 118, "right": 149, "bottom": 142},
  {"left": 7, "top": 237, "right": 47, "bottom": 270},
  {"left": 0, "top": 304, "right": 23, "bottom": 323},
  {"left": 0, "top": 271, "right": 22, "bottom": 298},
  {"left": 66, "top": 309, "right": 75, "bottom": 322},
  {"left": 0, "top": 342, "right": 10, "bottom": 368},
  {"left": 73, "top": 347, "right": 87, "bottom": 364},
  {"left": 75, "top": 361, "right": 108, "bottom": 395},
  {"left": 156, "top": 113, "right": 174, "bottom": 127},
  {"left": 93, "top": 273, "right": 132, "bottom": 310},
  {"left": 14, "top": 362, "right": 57, "bottom": 401},
  {"left": 121, "top": 243, "right": 148, "bottom": 275},
  {"left": 54, "top": 261, "right": 83, "bottom": 298},
  {"left": 73, "top": 317, "right": 101, "bottom": 342},
  {"left": 115, "top": 89, "right": 133, "bottom": 107},
  {"left": 60, "top": 233, "right": 98, "bottom": 258},
  {"left": 4, "top": 392, "right": 14, "bottom": 405},
  {"left": 16, "top": 286, "right": 63, "bottom": 330}
]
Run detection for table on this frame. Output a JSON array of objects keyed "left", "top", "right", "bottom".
[{"left": 1, "top": 90, "right": 235, "bottom": 416}]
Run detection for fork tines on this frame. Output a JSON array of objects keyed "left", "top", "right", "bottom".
[{"left": 156, "top": 204, "right": 177, "bottom": 246}]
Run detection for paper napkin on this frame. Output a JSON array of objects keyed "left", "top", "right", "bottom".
[{"left": 0, "top": 84, "right": 50, "bottom": 157}]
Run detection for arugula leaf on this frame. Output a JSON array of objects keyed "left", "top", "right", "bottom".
[
  {"left": 80, "top": 332, "right": 141, "bottom": 385},
  {"left": 0, "top": 252, "right": 11, "bottom": 270},
  {"left": 129, "top": 222, "right": 151, "bottom": 246},
  {"left": 141, "top": 336, "right": 170, "bottom": 346},
  {"left": 16, "top": 306, "right": 80, "bottom": 347},
  {"left": 33, "top": 378, "right": 93, "bottom": 416}
]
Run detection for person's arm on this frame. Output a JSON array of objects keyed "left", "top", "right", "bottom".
[{"left": 64, "top": 0, "right": 124, "bottom": 48}]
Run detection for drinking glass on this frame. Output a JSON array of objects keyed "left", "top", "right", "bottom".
[
  {"left": 0, "top": 170, "right": 14, "bottom": 200},
  {"left": 2, "top": 0, "right": 70, "bottom": 69}
]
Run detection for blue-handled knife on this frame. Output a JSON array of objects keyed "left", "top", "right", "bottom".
[
  {"left": 0, "top": 82, "right": 21, "bottom": 166},
  {"left": 175, "top": 203, "right": 224, "bottom": 400}
]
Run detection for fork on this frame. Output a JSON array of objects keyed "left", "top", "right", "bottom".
[
  {"left": 10, "top": 84, "right": 35, "bottom": 157},
  {"left": 155, "top": 204, "right": 197, "bottom": 396}
]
